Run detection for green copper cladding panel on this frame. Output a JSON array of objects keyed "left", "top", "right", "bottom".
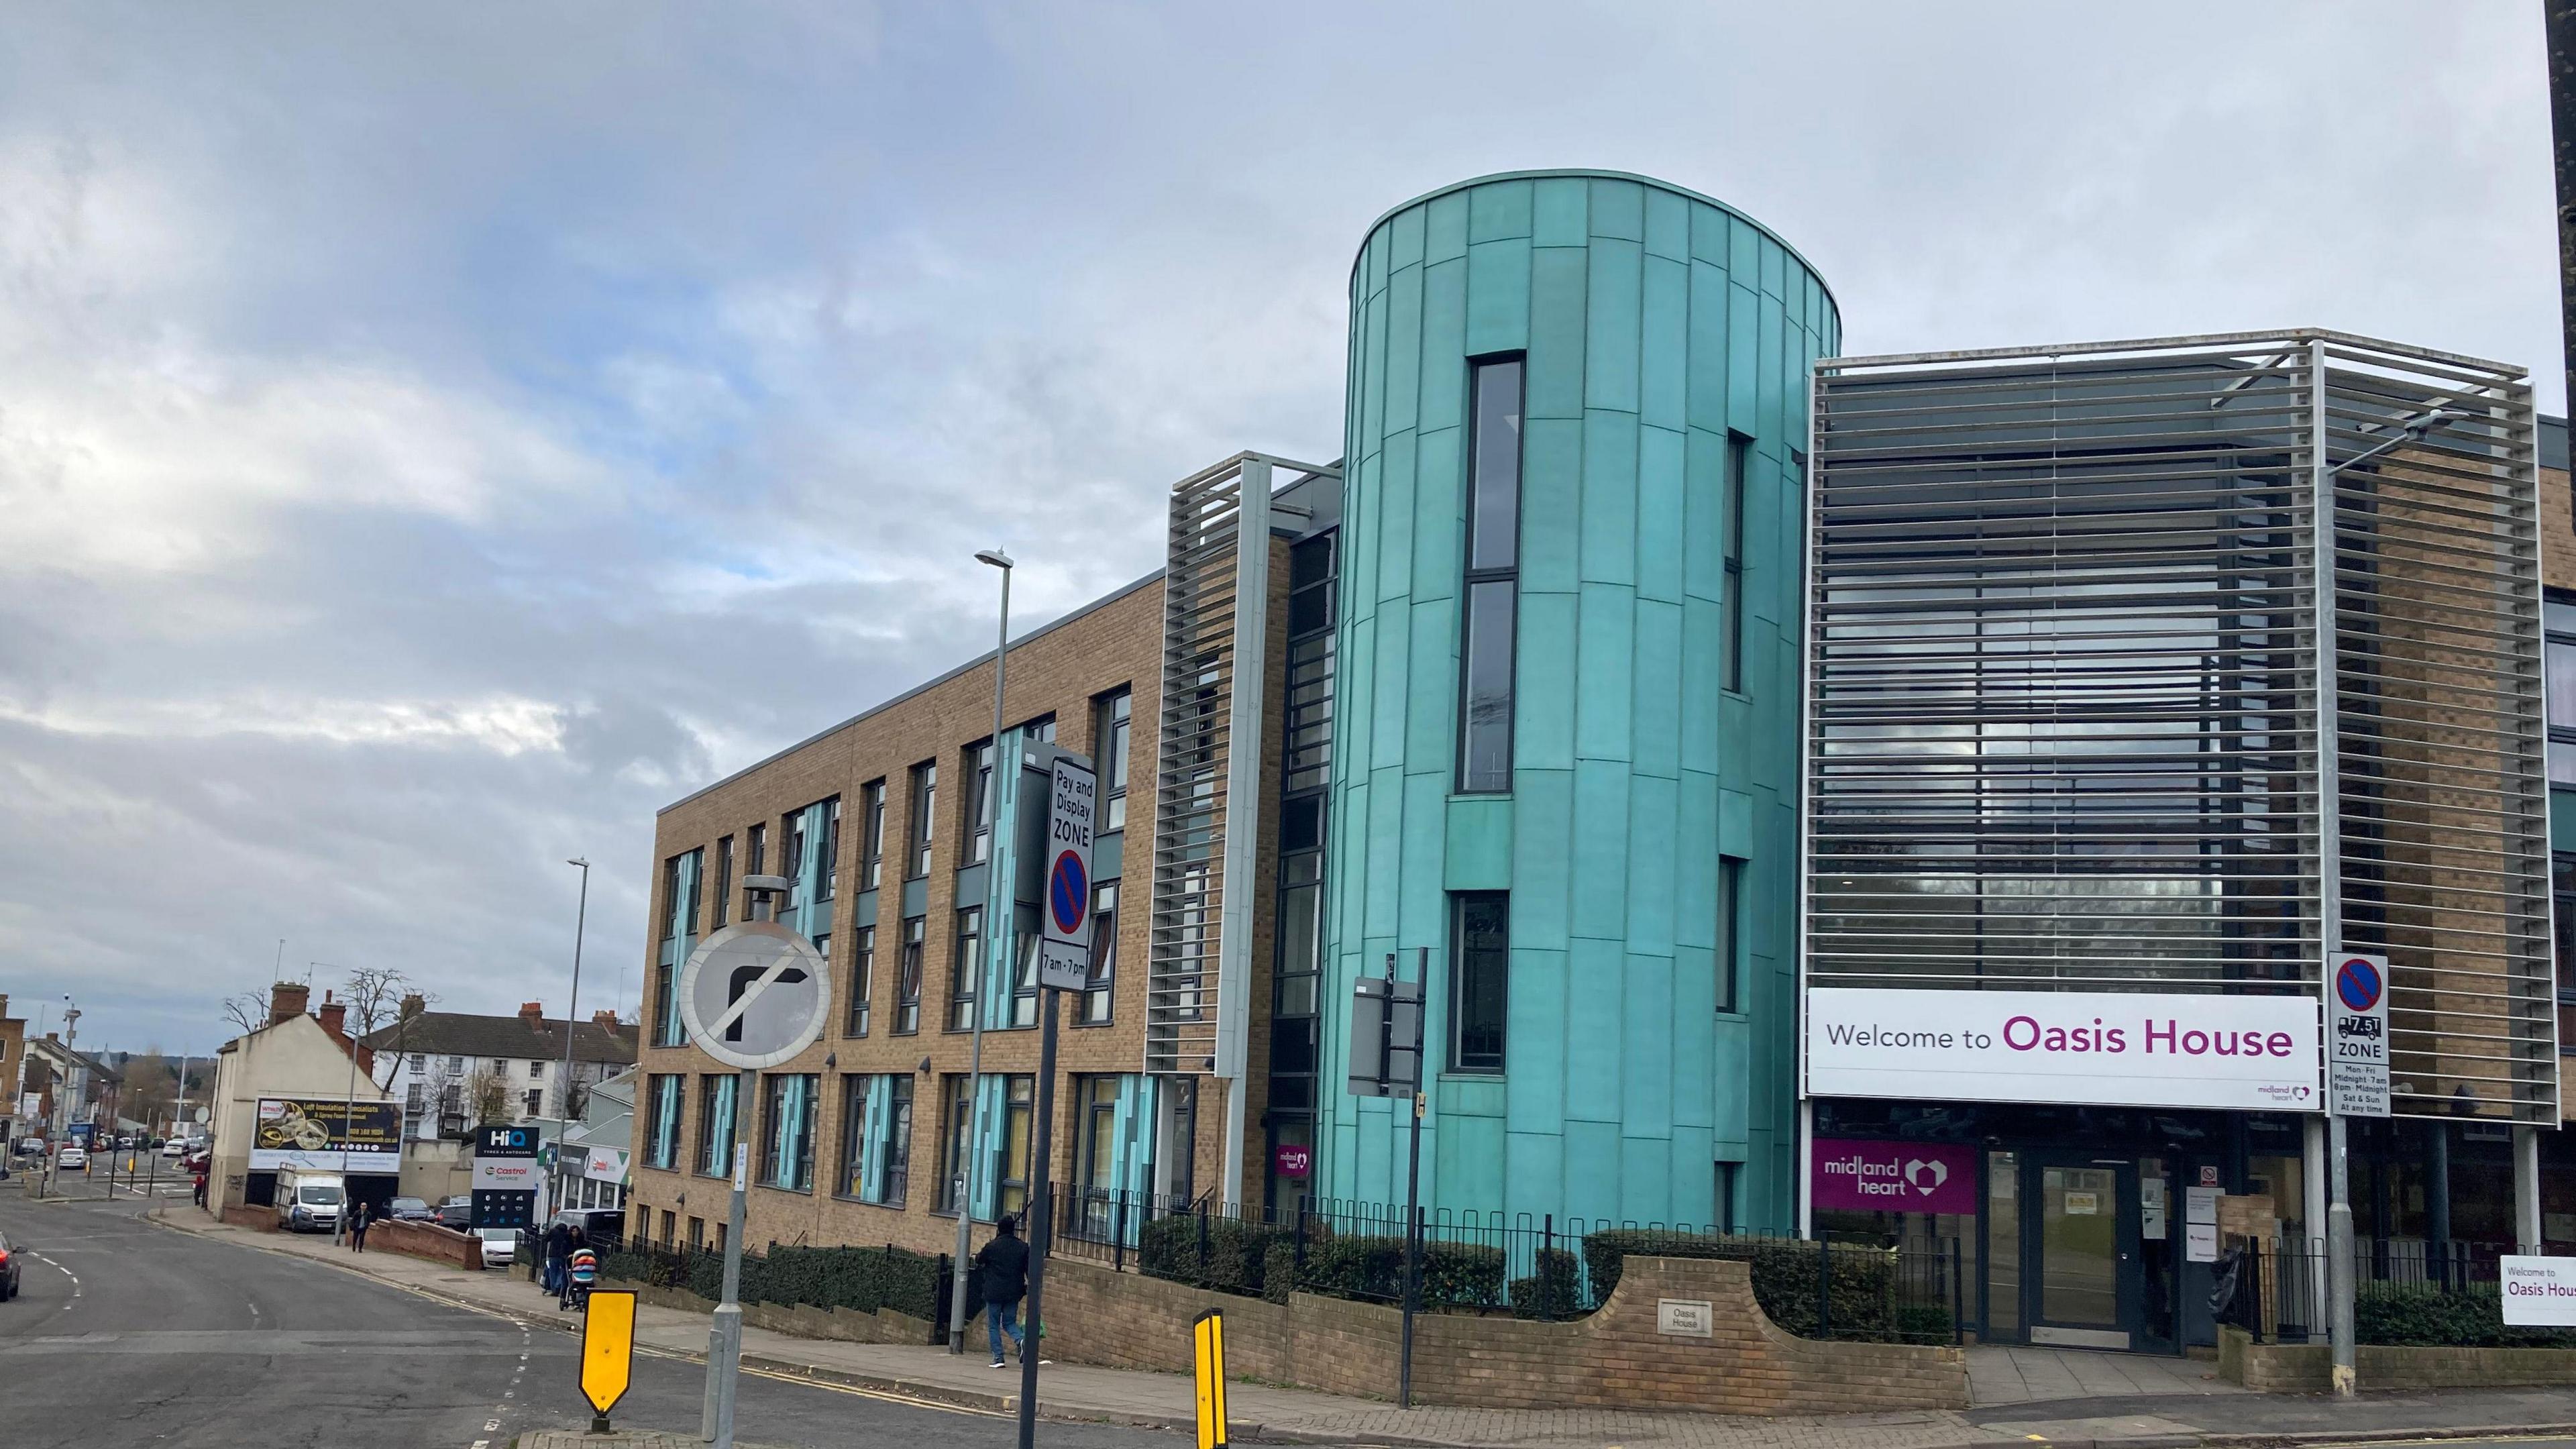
[{"left": 1318, "top": 172, "right": 1837, "bottom": 1234}]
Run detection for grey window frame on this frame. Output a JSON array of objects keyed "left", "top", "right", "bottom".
[
  {"left": 1449, "top": 891, "right": 1509, "bottom": 1073},
  {"left": 1456, "top": 356, "right": 1523, "bottom": 794}
]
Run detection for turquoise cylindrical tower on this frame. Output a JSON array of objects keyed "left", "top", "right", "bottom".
[{"left": 1316, "top": 171, "right": 1837, "bottom": 1234}]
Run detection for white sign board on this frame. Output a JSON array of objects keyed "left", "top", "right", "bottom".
[
  {"left": 2184, "top": 1185, "right": 2222, "bottom": 1263},
  {"left": 2327, "top": 953, "right": 2392, "bottom": 1118},
  {"left": 1036, "top": 757, "right": 1098, "bottom": 992},
  {"left": 582, "top": 1146, "right": 629, "bottom": 1183},
  {"left": 1656, "top": 1299, "right": 1715, "bottom": 1337},
  {"left": 474, "top": 1155, "right": 543, "bottom": 1192},
  {"left": 1806, "top": 988, "right": 2321, "bottom": 1112},
  {"left": 2502, "top": 1256, "right": 2576, "bottom": 1326},
  {"left": 677, "top": 922, "right": 831, "bottom": 1071}
]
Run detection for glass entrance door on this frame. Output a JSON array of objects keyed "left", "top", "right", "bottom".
[{"left": 2026, "top": 1158, "right": 2138, "bottom": 1349}]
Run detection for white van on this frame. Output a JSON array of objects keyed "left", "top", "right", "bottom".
[{"left": 275, "top": 1170, "right": 345, "bottom": 1233}]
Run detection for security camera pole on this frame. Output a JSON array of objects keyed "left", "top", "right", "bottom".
[{"left": 677, "top": 874, "right": 831, "bottom": 1449}]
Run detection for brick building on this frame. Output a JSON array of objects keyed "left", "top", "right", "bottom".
[{"left": 630, "top": 461, "right": 1340, "bottom": 1259}]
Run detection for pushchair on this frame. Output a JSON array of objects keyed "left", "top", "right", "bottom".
[{"left": 560, "top": 1246, "right": 598, "bottom": 1311}]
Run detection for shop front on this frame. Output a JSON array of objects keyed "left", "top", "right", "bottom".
[{"left": 1812, "top": 1101, "right": 2313, "bottom": 1351}]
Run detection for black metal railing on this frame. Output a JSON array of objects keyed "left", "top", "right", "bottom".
[{"left": 2218, "top": 1236, "right": 2576, "bottom": 1348}]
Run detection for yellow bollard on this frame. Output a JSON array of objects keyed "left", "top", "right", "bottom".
[
  {"left": 580, "top": 1289, "right": 637, "bottom": 1434},
  {"left": 1192, "top": 1309, "right": 1228, "bottom": 1449}
]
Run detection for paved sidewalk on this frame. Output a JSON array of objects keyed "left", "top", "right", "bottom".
[
  {"left": 149, "top": 1206, "right": 2576, "bottom": 1449},
  {"left": 1968, "top": 1346, "right": 2238, "bottom": 1407}
]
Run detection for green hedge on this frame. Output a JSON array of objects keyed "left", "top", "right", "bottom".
[
  {"left": 2358, "top": 1283, "right": 2576, "bottom": 1348},
  {"left": 1509, "top": 1247, "right": 1583, "bottom": 1320},
  {"left": 1139, "top": 1213, "right": 1295, "bottom": 1297},
  {"left": 600, "top": 1242, "right": 945, "bottom": 1328},
  {"left": 1581, "top": 1230, "right": 1927, "bottom": 1342},
  {"left": 1137, "top": 1214, "right": 1507, "bottom": 1311}
]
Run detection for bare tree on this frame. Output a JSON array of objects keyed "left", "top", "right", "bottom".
[
  {"left": 464, "top": 1066, "right": 512, "bottom": 1126},
  {"left": 219, "top": 990, "right": 268, "bottom": 1038}
]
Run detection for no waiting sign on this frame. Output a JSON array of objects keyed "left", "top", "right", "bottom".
[
  {"left": 1038, "top": 755, "right": 1099, "bottom": 991},
  {"left": 2328, "top": 952, "right": 2391, "bottom": 1118}
]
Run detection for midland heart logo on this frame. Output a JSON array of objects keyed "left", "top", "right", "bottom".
[{"left": 1903, "top": 1157, "right": 1948, "bottom": 1196}]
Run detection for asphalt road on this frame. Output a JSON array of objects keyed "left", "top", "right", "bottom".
[{"left": 0, "top": 1193, "right": 1181, "bottom": 1449}]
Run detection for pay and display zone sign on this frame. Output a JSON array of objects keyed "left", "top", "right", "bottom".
[
  {"left": 2328, "top": 952, "right": 2391, "bottom": 1118},
  {"left": 1036, "top": 755, "right": 1097, "bottom": 991}
]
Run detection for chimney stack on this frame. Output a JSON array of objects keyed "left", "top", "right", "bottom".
[
  {"left": 519, "top": 1001, "right": 546, "bottom": 1028},
  {"left": 592, "top": 1009, "right": 621, "bottom": 1032},
  {"left": 399, "top": 993, "right": 425, "bottom": 1021},
  {"left": 269, "top": 982, "right": 311, "bottom": 1026},
  {"left": 317, "top": 997, "right": 347, "bottom": 1042}
]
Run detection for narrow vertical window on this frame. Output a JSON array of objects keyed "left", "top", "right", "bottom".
[
  {"left": 712, "top": 835, "right": 734, "bottom": 928},
  {"left": 965, "top": 740, "right": 996, "bottom": 865},
  {"left": 1450, "top": 892, "right": 1509, "bottom": 1072},
  {"left": 1081, "top": 882, "right": 1118, "bottom": 1024},
  {"left": 747, "top": 822, "right": 767, "bottom": 879},
  {"left": 1458, "top": 358, "right": 1523, "bottom": 794},
  {"left": 883, "top": 1075, "right": 914, "bottom": 1206},
  {"left": 907, "top": 763, "right": 936, "bottom": 878},
  {"left": 782, "top": 810, "right": 808, "bottom": 910},
  {"left": 818, "top": 798, "right": 840, "bottom": 902},
  {"left": 1715, "top": 1162, "right": 1739, "bottom": 1234},
  {"left": 1095, "top": 689, "right": 1133, "bottom": 832},
  {"left": 860, "top": 780, "right": 886, "bottom": 890},
  {"left": 846, "top": 924, "right": 874, "bottom": 1036},
  {"left": 1723, "top": 433, "right": 1749, "bottom": 696},
  {"left": 950, "top": 907, "right": 982, "bottom": 1030},
  {"left": 1717, "top": 857, "right": 1745, "bottom": 1014},
  {"left": 895, "top": 916, "right": 925, "bottom": 1034},
  {"left": 934, "top": 1074, "right": 973, "bottom": 1214}
]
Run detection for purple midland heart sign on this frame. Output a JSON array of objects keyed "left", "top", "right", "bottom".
[{"left": 1811, "top": 1139, "right": 1980, "bottom": 1216}]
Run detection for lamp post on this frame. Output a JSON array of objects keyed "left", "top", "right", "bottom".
[
  {"left": 313, "top": 963, "right": 362, "bottom": 1245},
  {"left": 559, "top": 857, "right": 592, "bottom": 1146},
  {"left": 949, "top": 546, "right": 1012, "bottom": 1354}
]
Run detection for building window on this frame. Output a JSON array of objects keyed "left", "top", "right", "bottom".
[
  {"left": 661, "top": 856, "right": 681, "bottom": 942},
  {"left": 645, "top": 1075, "right": 683, "bottom": 1170},
  {"left": 964, "top": 741, "right": 998, "bottom": 865},
  {"left": 819, "top": 796, "right": 841, "bottom": 902},
  {"left": 1008, "top": 913, "right": 1040, "bottom": 1028},
  {"left": 896, "top": 916, "right": 925, "bottom": 1034},
  {"left": 713, "top": 835, "right": 734, "bottom": 928},
  {"left": 523, "top": 1089, "right": 543, "bottom": 1119},
  {"left": 882, "top": 1075, "right": 913, "bottom": 1208},
  {"left": 529, "top": 1059, "right": 545, "bottom": 1079},
  {"left": 995, "top": 1075, "right": 1034, "bottom": 1222},
  {"left": 2548, "top": 596, "right": 2576, "bottom": 786},
  {"left": 861, "top": 780, "right": 886, "bottom": 892},
  {"left": 951, "top": 907, "right": 983, "bottom": 1031},
  {"left": 405, "top": 1083, "right": 425, "bottom": 1118},
  {"left": 782, "top": 809, "right": 808, "bottom": 911},
  {"left": 1723, "top": 433, "right": 1750, "bottom": 696},
  {"left": 2557, "top": 855, "right": 2576, "bottom": 1002},
  {"left": 934, "top": 1075, "right": 973, "bottom": 1214},
  {"left": 697, "top": 1075, "right": 738, "bottom": 1177},
  {"left": 846, "top": 925, "right": 874, "bottom": 1036},
  {"left": 1073, "top": 1075, "right": 1121, "bottom": 1238},
  {"left": 760, "top": 1073, "right": 818, "bottom": 1191},
  {"left": 1715, "top": 1162, "right": 1739, "bottom": 1234},
  {"left": 1095, "top": 690, "right": 1132, "bottom": 833},
  {"left": 837, "top": 1075, "right": 867, "bottom": 1198},
  {"left": 1080, "top": 882, "right": 1118, "bottom": 1025},
  {"left": 908, "top": 763, "right": 936, "bottom": 878},
  {"left": 747, "top": 822, "right": 767, "bottom": 880},
  {"left": 1458, "top": 356, "right": 1523, "bottom": 794},
  {"left": 1451, "top": 892, "right": 1509, "bottom": 1073},
  {"left": 1717, "top": 857, "right": 1745, "bottom": 1014}
]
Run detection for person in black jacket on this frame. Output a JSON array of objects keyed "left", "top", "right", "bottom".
[
  {"left": 542, "top": 1219, "right": 574, "bottom": 1297},
  {"left": 975, "top": 1216, "right": 1046, "bottom": 1368}
]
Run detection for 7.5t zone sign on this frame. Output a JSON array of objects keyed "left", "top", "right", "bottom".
[{"left": 1036, "top": 756, "right": 1098, "bottom": 991}]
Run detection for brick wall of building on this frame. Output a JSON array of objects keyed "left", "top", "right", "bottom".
[{"left": 1040, "top": 1254, "right": 1966, "bottom": 1413}]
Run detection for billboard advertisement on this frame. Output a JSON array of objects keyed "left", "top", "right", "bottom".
[
  {"left": 249, "top": 1097, "right": 402, "bottom": 1172},
  {"left": 1806, "top": 987, "right": 2320, "bottom": 1112}
]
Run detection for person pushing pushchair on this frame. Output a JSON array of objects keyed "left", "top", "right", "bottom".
[{"left": 560, "top": 1235, "right": 598, "bottom": 1311}]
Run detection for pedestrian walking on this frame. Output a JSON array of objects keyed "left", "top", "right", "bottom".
[
  {"left": 350, "top": 1200, "right": 371, "bottom": 1252},
  {"left": 543, "top": 1218, "right": 573, "bottom": 1297},
  {"left": 974, "top": 1215, "right": 1047, "bottom": 1368},
  {"left": 191, "top": 1167, "right": 208, "bottom": 1210}
]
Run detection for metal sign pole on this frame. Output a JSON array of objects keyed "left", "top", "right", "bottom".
[
  {"left": 707, "top": 1063, "right": 753, "bottom": 1449},
  {"left": 1399, "top": 946, "right": 1426, "bottom": 1411},
  {"left": 1017, "top": 985, "right": 1061, "bottom": 1449}
]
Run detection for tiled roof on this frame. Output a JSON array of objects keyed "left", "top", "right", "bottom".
[{"left": 359, "top": 1010, "right": 637, "bottom": 1067}]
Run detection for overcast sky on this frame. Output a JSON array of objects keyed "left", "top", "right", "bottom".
[{"left": 0, "top": 3, "right": 2557, "bottom": 1055}]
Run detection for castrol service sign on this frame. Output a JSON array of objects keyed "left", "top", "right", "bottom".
[{"left": 1806, "top": 987, "right": 2320, "bottom": 1112}]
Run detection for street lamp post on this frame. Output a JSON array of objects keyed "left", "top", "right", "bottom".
[
  {"left": 949, "top": 547, "right": 1012, "bottom": 1354},
  {"left": 315, "top": 963, "right": 360, "bottom": 1246},
  {"left": 559, "top": 857, "right": 593, "bottom": 1152}
]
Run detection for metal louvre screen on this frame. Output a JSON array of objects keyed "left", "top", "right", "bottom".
[
  {"left": 2319, "top": 341, "right": 2553, "bottom": 1122},
  {"left": 1805, "top": 331, "right": 2554, "bottom": 1123}
]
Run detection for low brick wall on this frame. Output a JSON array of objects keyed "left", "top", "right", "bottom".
[
  {"left": 605, "top": 1278, "right": 938, "bottom": 1346},
  {"left": 2221, "top": 1328, "right": 2576, "bottom": 1392},
  {"left": 1042, "top": 1254, "right": 1966, "bottom": 1414},
  {"left": 369, "top": 1218, "right": 480, "bottom": 1269},
  {"left": 221, "top": 1204, "right": 280, "bottom": 1232}
]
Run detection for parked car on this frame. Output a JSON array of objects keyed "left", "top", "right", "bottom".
[
  {"left": 158, "top": 1139, "right": 186, "bottom": 1159},
  {"left": 433, "top": 1196, "right": 474, "bottom": 1230},
  {"left": 0, "top": 1228, "right": 19, "bottom": 1301},
  {"left": 12, "top": 1138, "right": 42, "bottom": 1158},
  {"left": 386, "top": 1197, "right": 436, "bottom": 1222},
  {"left": 55, "top": 1146, "right": 87, "bottom": 1171},
  {"left": 473, "top": 1227, "right": 517, "bottom": 1268},
  {"left": 548, "top": 1208, "right": 625, "bottom": 1246}
]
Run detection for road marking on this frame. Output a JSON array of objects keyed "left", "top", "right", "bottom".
[{"left": 737, "top": 1361, "right": 1003, "bottom": 1417}]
